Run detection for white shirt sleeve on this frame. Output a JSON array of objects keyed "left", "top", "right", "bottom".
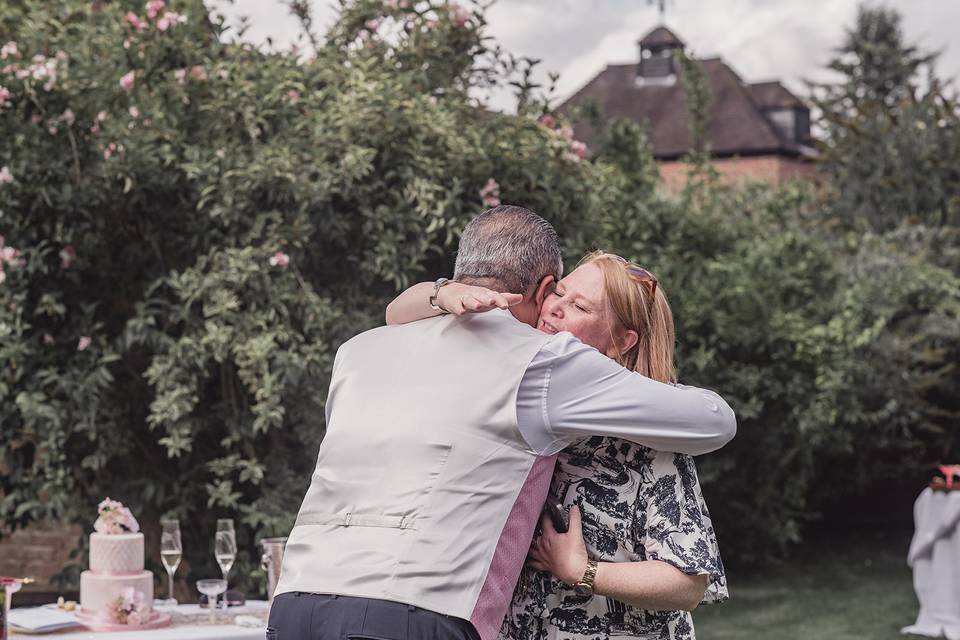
[{"left": 516, "top": 332, "right": 736, "bottom": 456}]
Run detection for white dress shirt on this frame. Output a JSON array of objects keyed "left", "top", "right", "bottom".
[{"left": 514, "top": 322, "right": 736, "bottom": 456}]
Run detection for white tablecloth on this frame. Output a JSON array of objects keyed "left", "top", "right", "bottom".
[
  {"left": 11, "top": 601, "right": 270, "bottom": 640},
  {"left": 902, "top": 488, "right": 960, "bottom": 639}
]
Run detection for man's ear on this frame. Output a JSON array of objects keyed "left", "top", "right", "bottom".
[{"left": 533, "top": 275, "right": 556, "bottom": 307}]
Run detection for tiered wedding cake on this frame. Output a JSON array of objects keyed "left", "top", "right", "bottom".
[{"left": 77, "top": 499, "right": 164, "bottom": 629}]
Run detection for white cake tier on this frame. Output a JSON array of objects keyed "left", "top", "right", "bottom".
[
  {"left": 80, "top": 570, "right": 154, "bottom": 616},
  {"left": 90, "top": 532, "right": 144, "bottom": 573}
]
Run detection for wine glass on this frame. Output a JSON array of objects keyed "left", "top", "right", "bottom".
[
  {"left": 214, "top": 519, "right": 236, "bottom": 609},
  {"left": 159, "top": 519, "right": 182, "bottom": 606},
  {"left": 195, "top": 579, "right": 227, "bottom": 623}
]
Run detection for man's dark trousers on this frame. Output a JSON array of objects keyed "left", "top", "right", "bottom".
[{"left": 266, "top": 592, "right": 480, "bottom": 640}]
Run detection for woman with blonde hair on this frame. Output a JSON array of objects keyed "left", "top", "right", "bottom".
[{"left": 387, "top": 250, "right": 727, "bottom": 640}]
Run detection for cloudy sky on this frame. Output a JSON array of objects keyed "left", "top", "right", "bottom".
[{"left": 211, "top": 0, "right": 959, "bottom": 111}]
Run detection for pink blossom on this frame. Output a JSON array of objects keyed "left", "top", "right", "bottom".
[
  {"left": 123, "top": 38, "right": 131, "bottom": 50},
  {"left": 43, "top": 333, "right": 55, "bottom": 345},
  {"left": 119, "top": 70, "right": 135, "bottom": 91},
  {"left": 0, "top": 166, "right": 12, "bottom": 185},
  {"left": 2, "top": 64, "right": 18, "bottom": 74},
  {"left": 448, "top": 3, "right": 473, "bottom": 27},
  {"left": 119, "top": 507, "right": 140, "bottom": 533},
  {"left": 1, "top": 246, "right": 21, "bottom": 266},
  {"left": 127, "top": 611, "right": 142, "bottom": 626},
  {"left": 173, "top": 68, "right": 186, "bottom": 84},
  {"left": 424, "top": 19, "right": 437, "bottom": 29},
  {"left": 156, "top": 12, "right": 186, "bottom": 32},
  {"left": 0, "top": 42, "right": 17, "bottom": 60},
  {"left": 189, "top": 65, "right": 207, "bottom": 81},
  {"left": 286, "top": 89, "right": 300, "bottom": 103},
  {"left": 97, "top": 110, "right": 108, "bottom": 122},
  {"left": 78, "top": 336, "right": 91, "bottom": 351},
  {"left": 537, "top": 114, "right": 555, "bottom": 129},
  {"left": 124, "top": 12, "right": 146, "bottom": 32},
  {"left": 269, "top": 251, "right": 290, "bottom": 268},
  {"left": 383, "top": 0, "right": 409, "bottom": 9},
  {"left": 60, "top": 245, "right": 76, "bottom": 268},
  {"left": 55, "top": 50, "right": 67, "bottom": 61},
  {"left": 365, "top": 19, "right": 380, "bottom": 32},
  {"left": 145, "top": 0, "right": 165, "bottom": 20},
  {"left": 479, "top": 178, "right": 500, "bottom": 207},
  {"left": 60, "top": 108, "right": 75, "bottom": 126},
  {"left": 568, "top": 140, "right": 587, "bottom": 161},
  {"left": 0, "top": 85, "right": 10, "bottom": 107},
  {"left": 128, "top": 105, "right": 140, "bottom": 118}
]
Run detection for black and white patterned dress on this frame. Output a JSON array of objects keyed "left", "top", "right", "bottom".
[{"left": 500, "top": 436, "right": 727, "bottom": 640}]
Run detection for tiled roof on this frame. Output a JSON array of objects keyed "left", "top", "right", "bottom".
[
  {"left": 638, "top": 26, "right": 684, "bottom": 49},
  {"left": 559, "top": 57, "right": 809, "bottom": 159}
]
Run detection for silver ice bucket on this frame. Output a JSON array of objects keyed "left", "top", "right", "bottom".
[{"left": 260, "top": 537, "right": 288, "bottom": 602}]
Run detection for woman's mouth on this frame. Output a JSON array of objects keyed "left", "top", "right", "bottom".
[{"left": 540, "top": 319, "right": 559, "bottom": 334}]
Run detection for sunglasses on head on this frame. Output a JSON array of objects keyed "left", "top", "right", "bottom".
[{"left": 609, "top": 254, "right": 658, "bottom": 298}]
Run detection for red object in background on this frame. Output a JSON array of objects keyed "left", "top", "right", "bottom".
[{"left": 939, "top": 464, "right": 960, "bottom": 488}]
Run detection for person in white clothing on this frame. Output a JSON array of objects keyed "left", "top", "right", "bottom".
[{"left": 268, "top": 205, "right": 735, "bottom": 640}]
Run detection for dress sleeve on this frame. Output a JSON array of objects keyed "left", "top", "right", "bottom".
[{"left": 638, "top": 451, "right": 729, "bottom": 603}]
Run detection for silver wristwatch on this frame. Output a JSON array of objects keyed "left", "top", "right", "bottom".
[{"left": 429, "top": 277, "right": 452, "bottom": 313}]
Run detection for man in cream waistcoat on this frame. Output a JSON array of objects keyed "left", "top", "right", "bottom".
[{"left": 268, "top": 205, "right": 736, "bottom": 640}]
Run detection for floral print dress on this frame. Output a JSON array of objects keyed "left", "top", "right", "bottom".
[{"left": 500, "top": 436, "right": 727, "bottom": 640}]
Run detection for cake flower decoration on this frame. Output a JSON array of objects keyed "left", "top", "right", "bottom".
[
  {"left": 102, "top": 586, "right": 146, "bottom": 625},
  {"left": 94, "top": 497, "right": 140, "bottom": 534}
]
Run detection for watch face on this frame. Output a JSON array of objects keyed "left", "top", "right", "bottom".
[{"left": 573, "top": 583, "right": 594, "bottom": 597}]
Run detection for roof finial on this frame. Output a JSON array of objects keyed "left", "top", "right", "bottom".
[{"left": 658, "top": 0, "right": 666, "bottom": 21}]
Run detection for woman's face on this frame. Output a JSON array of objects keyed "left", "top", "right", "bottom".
[{"left": 538, "top": 262, "right": 615, "bottom": 355}]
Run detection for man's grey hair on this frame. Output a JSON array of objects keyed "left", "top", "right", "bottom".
[{"left": 453, "top": 205, "right": 563, "bottom": 294}]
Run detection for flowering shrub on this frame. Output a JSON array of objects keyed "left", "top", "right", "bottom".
[{"left": 0, "top": 0, "right": 956, "bottom": 577}]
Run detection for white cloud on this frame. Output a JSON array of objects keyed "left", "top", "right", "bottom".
[{"left": 216, "top": 0, "right": 960, "bottom": 111}]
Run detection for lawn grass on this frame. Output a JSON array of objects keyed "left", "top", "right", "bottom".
[{"left": 694, "top": 527, "right": 920, "bottom": 640}]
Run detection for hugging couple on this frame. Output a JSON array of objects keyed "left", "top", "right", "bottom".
[{"left": 268, "top": 205, "right": 735, "bottom": 640}]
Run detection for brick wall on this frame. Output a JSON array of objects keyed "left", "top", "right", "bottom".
[
  {"left": 0, "top": 523, "right": 81, "bottom": 594},
  {"left": 658, "top": 155, "right": 817, "bottom": 191}
]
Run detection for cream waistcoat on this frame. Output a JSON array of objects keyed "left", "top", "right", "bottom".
[{"left": 275, "top": 310, "right": 555, "bottom": 640}]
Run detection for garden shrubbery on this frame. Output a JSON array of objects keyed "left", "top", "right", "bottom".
[{"left": 0, "top": 0, "right": 957, "bottom": 588}]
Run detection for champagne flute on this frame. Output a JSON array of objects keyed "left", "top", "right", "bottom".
[
  {"left": 214, "top": 519, "right": 236, "bottom": 609},
  {"left": 160, "top": 520, "right": 182, "bottom": 606},
  {"left": 195, "top": 579, "right": 226, "bottom": 623}
]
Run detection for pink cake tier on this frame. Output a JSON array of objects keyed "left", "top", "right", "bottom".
[{"left": 80, "top": 532, "right": 154, "bottom": 617}]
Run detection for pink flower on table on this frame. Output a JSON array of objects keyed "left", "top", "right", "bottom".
[
  {"left": 0, "top": 166, "right": 13, "bottom": 185},
  {"left": 940, "top": 464, "right": 960, "bottom": 488},
  {"left": 145, "top": 0, "right": 165, "bottom": 19},
  {"left": 0, "top": 85, "right": 10, "bottom": 107},
  {"left": 78, "top": 336, "right": 92, "bottom": 351},
  {"left": 0, "top": 42, "right": 17, "bottom": 60},
  {"left": 127, "top": 611, "right": 142, "bottom": 626},
  {"left": 119, "top": 70, "right": 135, "bottom": 91},
  {"left": 269, "top": 251, "right": 290, "bottom": 268},
  {"left": 189, "top": 65, "right": 207, "bottom": 81},
  {"left": 124, "top": 12, "right": 146, "bottom": 32},
  {"left": 448, "top": 3, "right": 473, "bottom": 27},
  {"left": 60, "top": 245, "right": 76, "bottom": 268}
]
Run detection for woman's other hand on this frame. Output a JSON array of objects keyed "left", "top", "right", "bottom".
[
  {"left": 436, "top": 282, "right": 523, "bottom": 316},
  {"left": 528, "top": 504, "right": 589, "bottom": 586}
]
